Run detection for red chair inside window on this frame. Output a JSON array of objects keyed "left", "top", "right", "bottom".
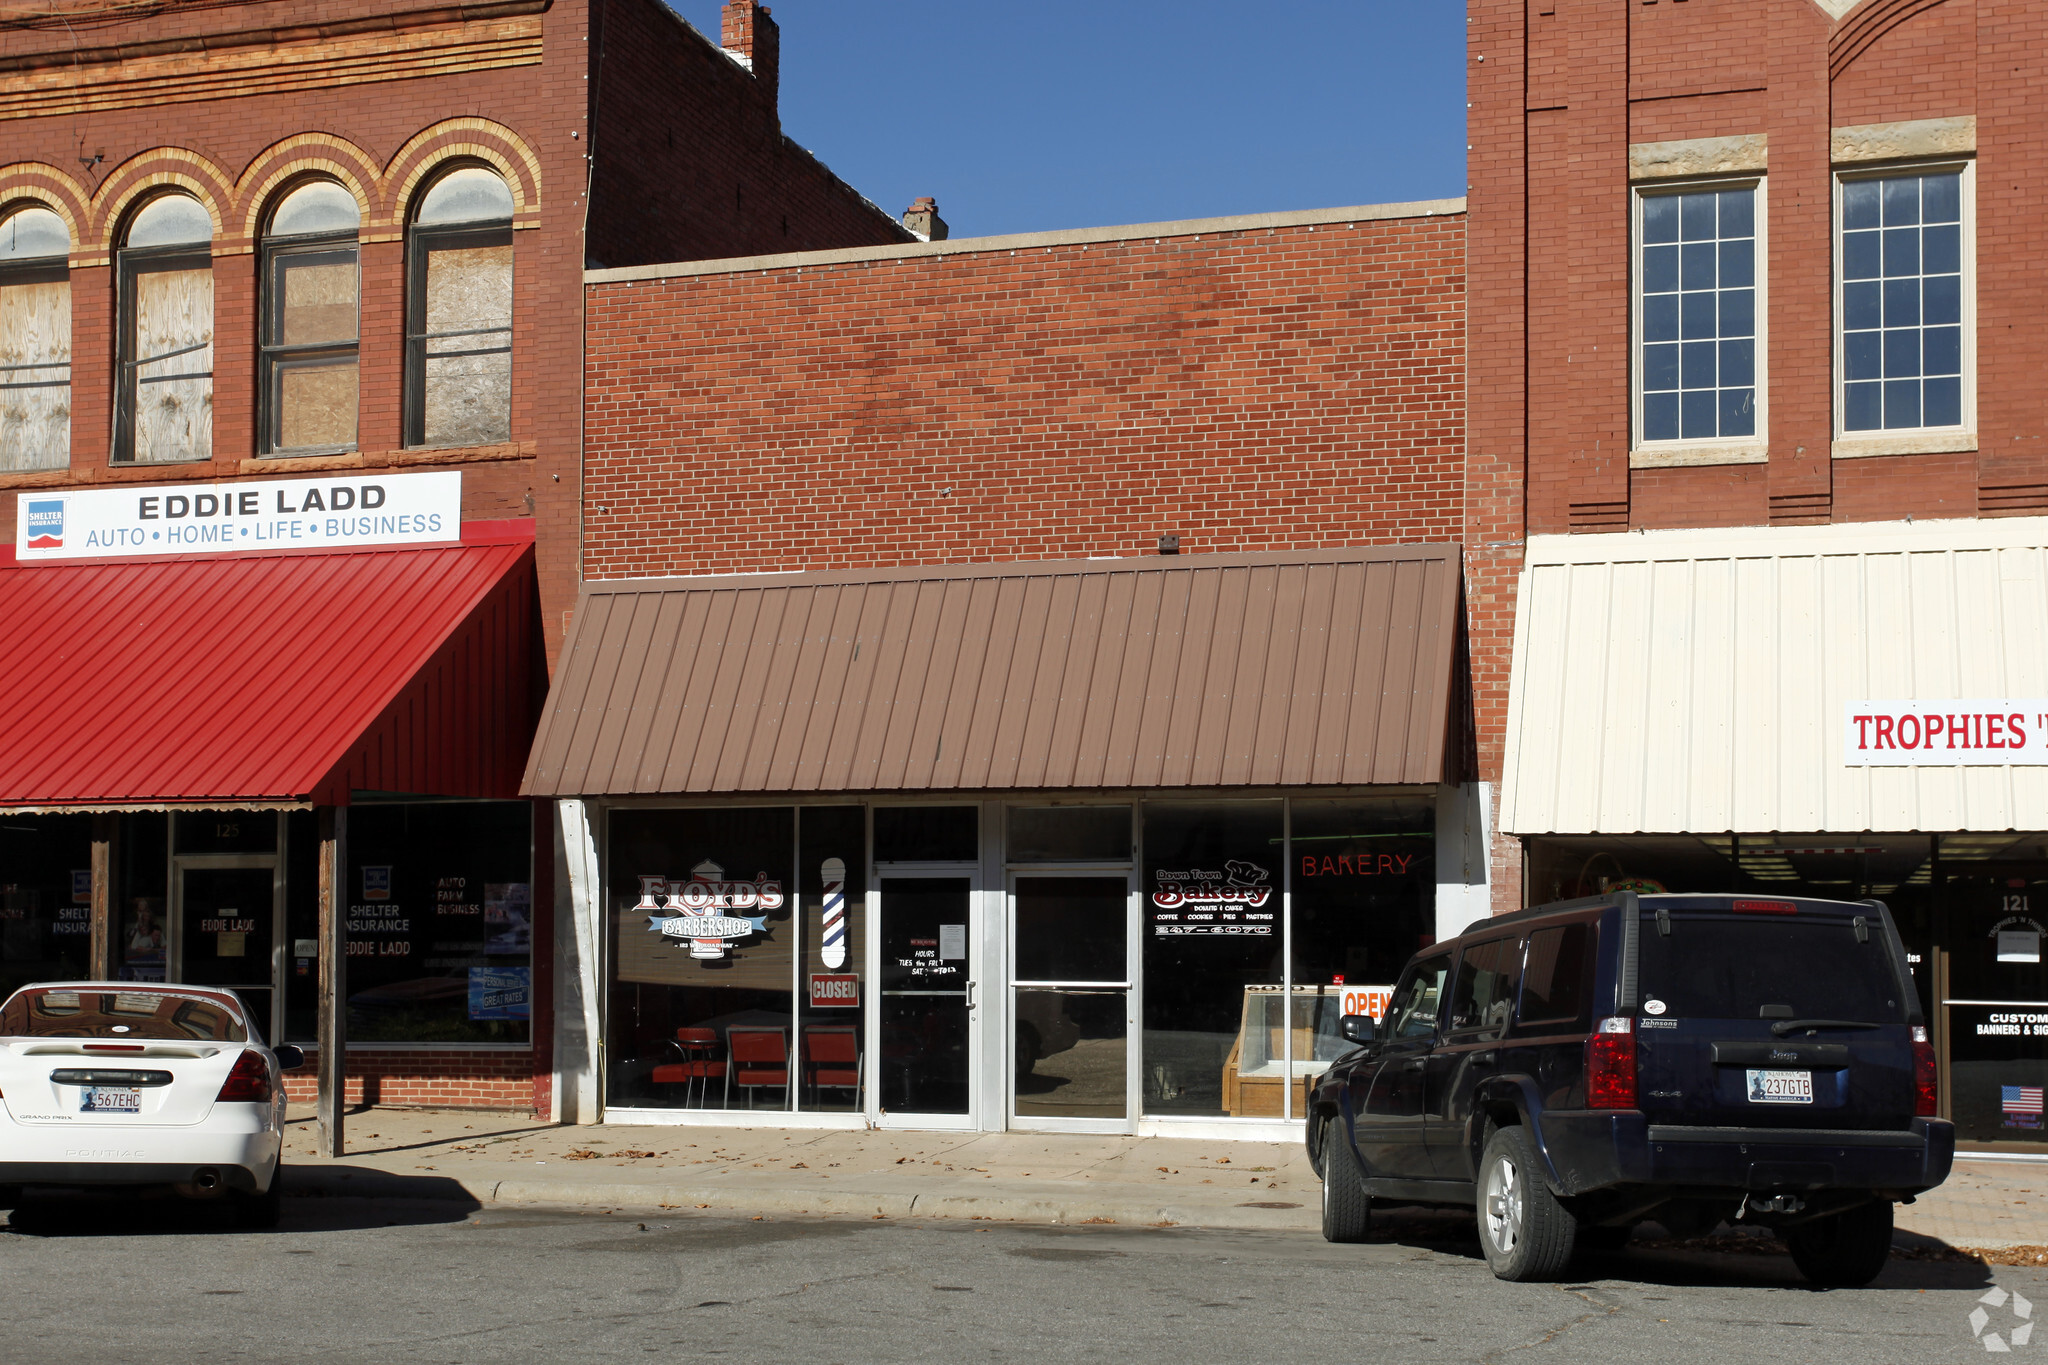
[
  {"left": 802, "top": 1024, "right": 862, "bottom": 1106},
  {"left": 724, "top": 1027, "right": 789, "bottom": 1109},
  {"left": 650, "top": 1027, "right": 725, "bottom": 1108}
]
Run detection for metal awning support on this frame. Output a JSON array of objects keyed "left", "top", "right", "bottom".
[{"left": 316, "top": 806, "right": 348, "bottom": 1158}]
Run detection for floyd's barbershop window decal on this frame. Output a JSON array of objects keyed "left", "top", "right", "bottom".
[
  {"left": 636, "top": 859, "right": 786, "bottom": 960},
  {"left": 1151, "top": 859, "right": 1275, "bottom": 936}
]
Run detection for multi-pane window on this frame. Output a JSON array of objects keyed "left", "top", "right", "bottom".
[
  {"left": 116, "top": 193, "right": 214, "bottom": 464},
  {"left": 260, "top": 181, "right": 360, "bottom": 456},
  {"left": 406, "top": 166, "right": 513, "bottom": 448},
  {"left": 0, "top": 205, "right": 71, "bottom": 471},
  {"left": 1840, "top": 169, "right": 1965, "bottom": 432},
  {"left": 1638, "top": 185, "right": 1758, "bottom": 444}
]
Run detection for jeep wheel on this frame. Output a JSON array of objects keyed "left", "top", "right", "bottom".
[
  {"left": 1786, "top": 1199, "right": 1893, "bottom": 1288},
  {"left": 1477, "top": 1126, "right": 1576, "bottom": 1281},
  {"left": 1318, "top": 1118, "right": 1372, "bottom": 1243}
]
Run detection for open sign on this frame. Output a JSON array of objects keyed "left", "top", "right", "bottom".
[{"left": 1339, "top": 984, "right": 1395, "bottom": 1022}]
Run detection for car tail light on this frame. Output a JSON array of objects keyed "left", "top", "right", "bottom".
[
  {"left": 1732, "top": 899, "right": 1797, "bottom": 915},
  {"left": 1911, "top": 1025, "right": 1938, "bottom": 1117},
  {"left": 216, "top": 1050, "right": 272, "bottom": 1104},
  {"left": 1587, "top": 1016, "right": 1637, "bottom": 1109}
]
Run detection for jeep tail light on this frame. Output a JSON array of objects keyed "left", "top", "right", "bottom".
[
  {"left": 216, "top": 1050, "right": 272, "bottom": 1104},
  {"left": 1911, "top": 1025, "right": 1938, "bottom": 1118},
  {"left": 1732, "top": 899, "right": 1797, "bottom": 915},
  {"left": 1587, "top": 1016, "right": 1637, "bottom": 1109}
]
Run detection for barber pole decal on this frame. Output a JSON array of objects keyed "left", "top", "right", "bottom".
[{"left": 819, "top": 857, "right": 848, "bottom": 969}]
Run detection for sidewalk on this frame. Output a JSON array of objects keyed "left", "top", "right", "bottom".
[{"left": 281, "top": 1105, "right": 2048, "bottom": 1252}]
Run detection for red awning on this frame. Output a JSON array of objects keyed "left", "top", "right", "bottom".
[{"left": 0, "top": 522, "right": 538, "bottom": 808}]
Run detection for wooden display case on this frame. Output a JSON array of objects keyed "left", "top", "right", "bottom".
[{"left": 1221, "top": 984, "right": 1355, "bottom": 1118}]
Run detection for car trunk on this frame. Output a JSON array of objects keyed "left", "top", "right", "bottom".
[
  {"left": 0, "top": 1041, "right": 241, "bottom": 1127},
  {"left": 1632, "top": 903, "right": 1918, "bottom": 1132}
]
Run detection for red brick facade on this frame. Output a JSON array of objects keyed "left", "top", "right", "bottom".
[
  {"left": 581, "top": 208, "right": 1466, "bottom": 581},
  {"left": 0, "top": 0, "right": 906, "bottom": 1110},
  {"left": 1467, "top": 0, "right": 2046, "bottom": 906}
]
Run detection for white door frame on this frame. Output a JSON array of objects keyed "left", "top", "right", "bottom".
[
  {"left": 867, "top": 862, "right": 983, "bottom": 1132},
  {"left": 1004, "top": 864, "right": 1139, "bottom": 1135}
]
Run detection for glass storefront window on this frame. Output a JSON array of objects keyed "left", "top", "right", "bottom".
[
  {"left": 117, "top": 813, "right": 168, "bottom": 985},
  {"left": 797, "top": 806, "right": 867, "bottom": 1113},
  {"left": 1007, "top": 806, "right": 1131, "bottom": 862},
  {"left": 1140, "top": 800, "right": 1283, "bottom": 1117},
  {"left": 873, "top": 806, "right": 976, "bottom": 862},
  {"left": 343, "top": 802, "right": 534, "bottom": 1044},
  {"left": 1940, "top": 833, "right": 2048, "bottom": 1143},
  {"left": 607, "top": 806, "right": 798, "bottom": 1110},
  {"left": 0, "top": 814, "right": 94, "bottom": 999}
]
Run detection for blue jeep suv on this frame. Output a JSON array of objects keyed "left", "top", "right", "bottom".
[{"left": 1308, "top": 892, "right": 1954, "bottom": 1284}]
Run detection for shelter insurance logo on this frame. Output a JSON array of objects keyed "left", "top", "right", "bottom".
[{"left": 22, "top": 498, "right": 63, "bottom": 549}]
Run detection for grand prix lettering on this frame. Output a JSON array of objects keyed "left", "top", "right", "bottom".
[{"left": 637, "top": 860, "right": 785, "bottom": 959}]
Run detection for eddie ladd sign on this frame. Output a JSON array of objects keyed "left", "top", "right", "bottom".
[{"left": 15, "top": 471, "right": 461, "bottom": 560}]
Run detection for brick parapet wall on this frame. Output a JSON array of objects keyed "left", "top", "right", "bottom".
[
  {"left": 581, "top": 208, "right": 1467, "bottom": 579},
  {"left": 282, "top": 1050, "right": 541, "bottom": 1112}
]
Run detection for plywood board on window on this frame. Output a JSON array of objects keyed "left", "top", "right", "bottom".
[
  {"left": 133, "top": 267, "right": 212, "bottom": 463},
  {"left": 0, "top": 276, "right": 68, "bottom": 470}
]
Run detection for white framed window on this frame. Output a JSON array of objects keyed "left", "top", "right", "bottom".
[
  {"left": 1833, "top": 161, "right": 1973, "bottom": 452},
  {"left": 1632, "top": 179, "right": 1766, "bottom": 465}
]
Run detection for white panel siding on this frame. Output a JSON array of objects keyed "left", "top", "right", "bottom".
[{"left": 1500, "top": 517, "right": 2048, "bottom": 834}]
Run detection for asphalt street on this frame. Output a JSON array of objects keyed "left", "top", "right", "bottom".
[{"left": 0, "top": 1195, "right": 2034, "bottom": 1364}]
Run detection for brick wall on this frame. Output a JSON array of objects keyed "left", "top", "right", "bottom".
[
  {"left": 283, "top": 1050, "right": 540, "bottom": 1112},
  {"left": 1469, "top": 0, "right": 2048, "bottom": 906},
  {"left": 584, "top": 0, "right": 911, "bottom": 270},
  {"left": 581, "top": 210, "right": 1466, "bottom": 580}
]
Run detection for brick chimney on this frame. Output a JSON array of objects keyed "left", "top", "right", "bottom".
[
  {"left": 721, "top": 2, "right": 779, "bottom": 117},
  {"left": 902, "top": 197, "right": 948, "bottom": 242}
]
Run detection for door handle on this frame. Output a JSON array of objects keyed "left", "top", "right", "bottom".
[
  {"left": 1472, "top": 1051, "right": 1497, "bottom": 1066},
  {"left": 965, "top": 981, "right": 977, "bottom": 1010},
  {"left": 1403, "top": 1058, "right": 1426, "bottom": 1072}
]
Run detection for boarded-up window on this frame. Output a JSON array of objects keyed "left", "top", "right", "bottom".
[
  {"left": 117, "top": 193, "right": 213, "bottom": 464},
  {"left": 0, "top": 206, "right": 71, "bottom": 471},
  {"left": 406, "top": 167, "right": 514, "bottom": 449},
  {"left": 261, "top": 182, "right": 360, "bottom": 455}
]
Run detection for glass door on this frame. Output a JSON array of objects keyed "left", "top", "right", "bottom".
[
  {"left": 171, "top": 858, "right": 282, "bottom": 1040},
  {"left": 1010, "top": 873, "right": 1135, "bottom": 1133},
  {"left": 872, "top": 873, "right": 978, "bottom": 1128}
]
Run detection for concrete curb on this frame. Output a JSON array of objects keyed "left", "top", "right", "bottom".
[{"left": 287, "top": 1162, "right": 1319, "bottom": 1232}]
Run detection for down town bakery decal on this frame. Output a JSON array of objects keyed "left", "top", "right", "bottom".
[
  {"left": 636, "top": 861, "right": 786, "bottom": 959},
  {"left": 1151, "top": 860, "right": 1275, "bottom": 936}
]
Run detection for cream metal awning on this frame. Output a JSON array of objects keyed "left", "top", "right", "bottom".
[{"left": 1500, "top": 516, "right": 2048, "bottom": 835}]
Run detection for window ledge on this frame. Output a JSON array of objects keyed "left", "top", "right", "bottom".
[
  {"left": 1831, "top": 431, "right": 1977, "bottom": 460},
  {"left": 235, "top": 441, "right": 534, "bottom": 475},
  {"left": 1630, "top": 441, "right": 1769, "bottom": 469}
]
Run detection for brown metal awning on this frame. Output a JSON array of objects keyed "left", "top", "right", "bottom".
[{"left": 522, "top": 544, "right": 1462, "bottom": 797}]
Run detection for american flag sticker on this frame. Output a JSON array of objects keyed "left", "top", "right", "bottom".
[{"left": 2002, "top": 1085, "right": 2044, "bottom": 1123}]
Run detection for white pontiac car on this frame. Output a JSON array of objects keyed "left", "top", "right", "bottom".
[{"left": 0, "top": 982, "right": 303, "bottom": 1227}]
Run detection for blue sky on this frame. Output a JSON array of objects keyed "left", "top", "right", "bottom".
[{"left": 668, "top": 1, "right": 1466, "bottom": 240}]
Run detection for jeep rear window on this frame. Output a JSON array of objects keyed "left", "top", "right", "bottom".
[
  {"left": 0, "top": 988, "right": 248, "bottom": 1042},
  {"left": 1636, "top": 914, "right": 1904, "bottom": 1022}
]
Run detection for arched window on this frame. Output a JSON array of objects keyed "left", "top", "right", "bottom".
[
  {"left": 406, "top": 166, "right": 513, "bottom": 448},
  {"left": 117, "top": 192, "right": 213, "bottom": 463},
  {"left": 261, "top": 180, "right": 360, "bottom": 456},
  {"left": 0, "top": 204, "right": 71, "bottom": 471}
]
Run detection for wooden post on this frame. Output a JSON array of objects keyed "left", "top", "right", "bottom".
[
  {"left": 317, "top": 806, "right": 348, "bottom": 1158},
  {"left": 88, "top": 813, "right": 117, "bottom": 981}
]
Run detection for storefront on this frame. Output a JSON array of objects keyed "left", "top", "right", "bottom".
[
  {"left": 1501, "top": 516, "right": 2048, "bottom": 1149},
  {"left": 1, "top": 473, "right": 547, "bottom": 1123},
  {"left": 529, "top": 546, "right": 1494, "bottom": 1137}
]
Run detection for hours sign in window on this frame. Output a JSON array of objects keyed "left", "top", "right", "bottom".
[
  {"left": 1840, "top": 171, "right": 1964, "bottom": 432},
  {"left": 1639, "top": 187, "right": 1757, "bottom": 444}
]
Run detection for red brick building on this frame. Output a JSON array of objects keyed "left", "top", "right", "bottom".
[
  {"left": 1480, "top": 0, "right": 2048, "bottom": 1147},
  {"left": 540, "top": 199, "right": 1476, "bottom": 1138},
  {"left": 0, "top": 0, "right": 907, "bottom": 1124}
]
